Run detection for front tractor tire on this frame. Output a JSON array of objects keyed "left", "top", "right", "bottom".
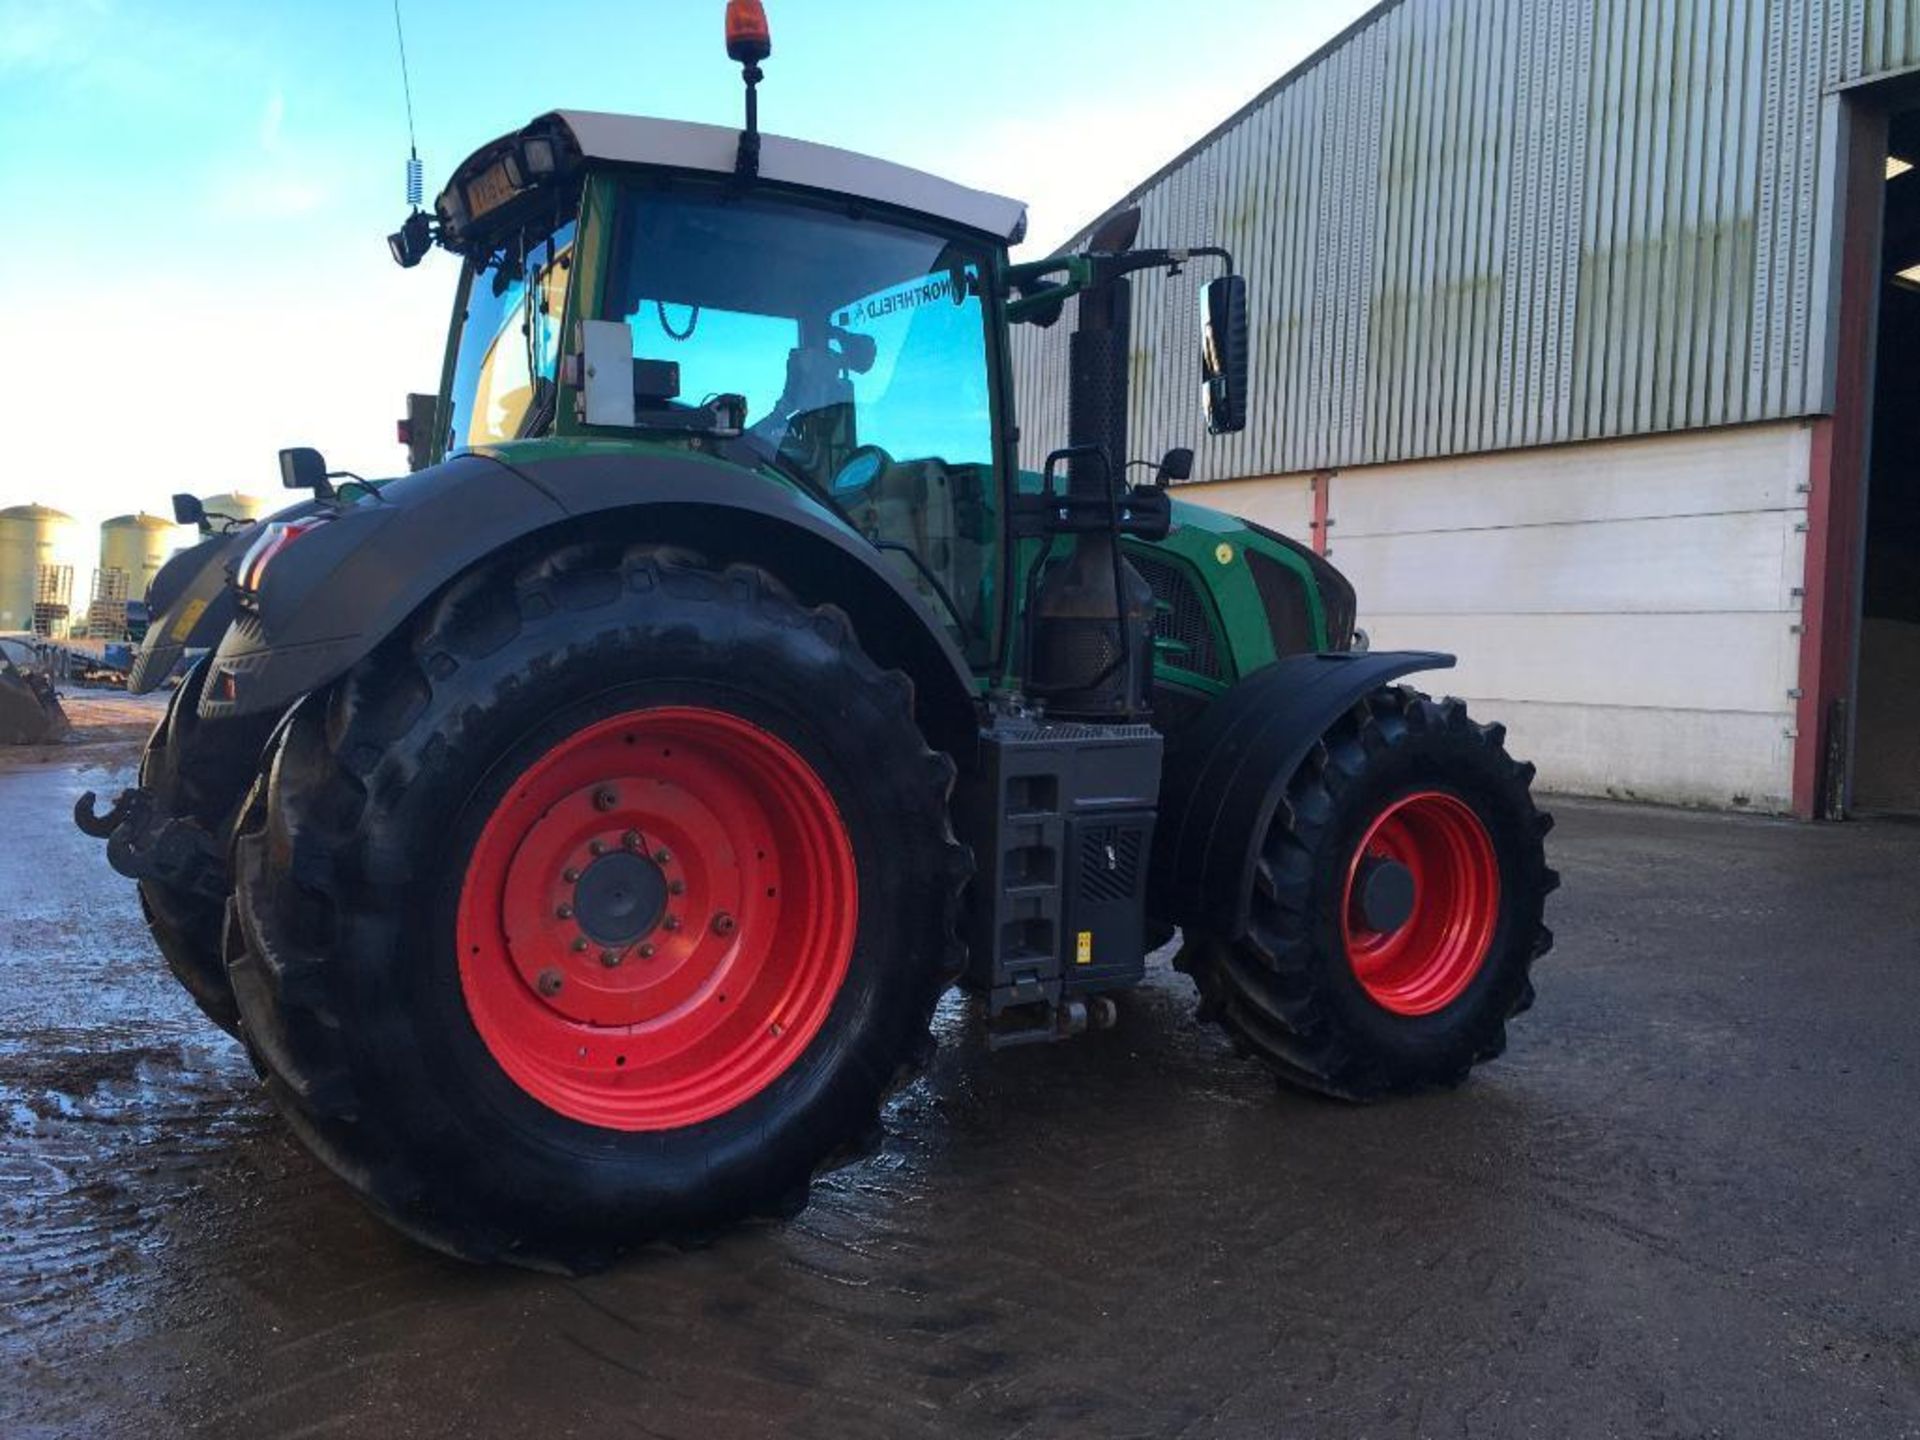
[
  {"left": 225, "top": 545, "right": 966, "bottom": 1271},
  {"left": 1177, "top": 687, "right": 1557, "bottom": 1100}
]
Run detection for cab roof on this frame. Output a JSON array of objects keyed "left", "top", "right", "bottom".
[{"left": 449, "top": 110, "right": 1028, "bottom": 244}]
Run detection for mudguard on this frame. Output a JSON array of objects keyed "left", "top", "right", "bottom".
[
  {"left": 196, "top": 449, "right": 979, "bottom": 748},
  {"left": 128, "top": 534, "right": 246, "bottom": 694},
  {"left": 128, "top": 499, "right": 323, "bottom": 694},
  {"left": 1148, "top": 650, "right": 1456, "bottom": 939}
]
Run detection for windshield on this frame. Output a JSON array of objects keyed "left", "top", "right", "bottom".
[
  {"left": 445, "top": 219, "right": 577, "bottom": 452},
  {"left": 602, "top": 184, "right": 1001, "bottom": 657}
]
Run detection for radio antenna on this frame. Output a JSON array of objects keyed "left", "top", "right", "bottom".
[{"left": 392, "top": 0, "right": 424, "bottom": 210}]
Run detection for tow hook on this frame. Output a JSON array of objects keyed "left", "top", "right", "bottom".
[
  {"left": 74, "top": 788, "right": 137, "bottom": 839},
  {"left": 74, "top": 787, "right": 227, "bottom": 901}
]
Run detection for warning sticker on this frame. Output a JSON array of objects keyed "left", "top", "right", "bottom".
[
  {"left": 1075, "top": 930, "right": 1093, "bottom": 966},
  {"left": 167, "top": 596, "right": 208, "bottom": 641}
]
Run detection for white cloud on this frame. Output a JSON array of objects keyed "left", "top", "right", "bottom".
[
  {"left": 258, "top": 88, "right": 285, "bottom": 151},
  {"left": 955, "top": 89, "right": 1260, "bottom": 257},
  {"left": 207, "top": 167, "right": 331, "bottom": 220},
  {"left": 0, "top": 0, "right": 108, "bottom": 69},
  {"left": 0, "top": 251, "right": 450, "bottom": 538}
]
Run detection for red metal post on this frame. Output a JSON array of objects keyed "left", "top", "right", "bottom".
[
  {"left": 1310, "top": 469, "right": 1334, "bottom": 556},
  {"left": 1792, "top": 102, "right": 1886, "bottom": 819}
]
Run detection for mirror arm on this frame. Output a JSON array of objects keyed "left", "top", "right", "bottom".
[
  {"left": 1096, "top": 244, "right": 1237, "bottom": 284},
  {"left": 1005, "top": 256, "right": 1093, "bottom": 325}
]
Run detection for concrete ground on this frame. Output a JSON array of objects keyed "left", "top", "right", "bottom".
[{"left": 3, "top": 704, "right": 1918, "bottom": 1440}]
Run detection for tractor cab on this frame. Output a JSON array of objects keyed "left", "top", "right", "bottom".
[{"left": 410, "top": 109, "right": 1028, "bottom": 665}]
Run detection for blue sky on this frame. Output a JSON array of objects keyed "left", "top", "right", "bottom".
[{"left": 0, "top": 0, "right": 1374, "bottom": 533}]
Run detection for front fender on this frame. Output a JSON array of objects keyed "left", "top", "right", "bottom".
[{"left": 1148, "top": 650, "right": 1457, "bottom": 938}]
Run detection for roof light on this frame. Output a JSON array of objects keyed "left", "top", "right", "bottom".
[
  {"left": 521, "top": 136, "right": 558, "bottom": 176},
  {"left": 1890, "top": 155, "right": 1914, "bottom": 181},
  {"left": 726, "top": 0, "right": 770, "bottom": 64}
]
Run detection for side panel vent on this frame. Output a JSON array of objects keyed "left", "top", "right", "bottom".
[
  {"left": 1129, "top": 551, "right": 1223, "bottom": 679},
  {"left": 1078, "top": 825, "right": 1144, "bottom": 904},
  {"left": 1246, "top": 548, "right": 1316, "bottom": 656}
]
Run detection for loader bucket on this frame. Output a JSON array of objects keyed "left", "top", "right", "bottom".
[{"left": 0, "top": 663, "right": 68, "bottom": 745}]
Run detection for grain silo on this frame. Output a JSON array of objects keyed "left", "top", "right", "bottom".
[
  {"left": 91, "top": 512, "right": 189, "bottom": 636},
  {"left": 0, "top": 503, "right": 84, "bottom": 638},
  {"left": 196, "top": 492, "right": 270, "bottom": 526}
]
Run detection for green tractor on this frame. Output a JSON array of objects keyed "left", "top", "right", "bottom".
[{"left": 78, "top": 6, "right": 1555, "bottom": 1270}]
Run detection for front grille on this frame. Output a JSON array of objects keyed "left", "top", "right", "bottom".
[
  {"left": 1079, "top": 825, "right": 1144, "bottom": 904},
  {"left": 1128, "top": 552, "right": 1222, "bottom": 679},
  {"left": 1246, "top": 549, "right": 1316, "bottom": 656}
]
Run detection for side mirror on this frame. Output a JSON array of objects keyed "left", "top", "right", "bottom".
[
  {"left": 1201, "top": 274, "right": 1250, "bottom": 435},
  {"left": 399, "top": 392, "right": 439, "bottom": 473},
  {"left": 1088, "top": 205, "right": 1142, "bottom": 255},
  {"left": 1155, "top": 447, "right": 1194, "bottom": 486},
  {"left": 170, "top": 493, "right": 206, "bottom": 528},
  {"left": 574, "top": 319, "right": 637, "bottom": 428},
  {"left": 278, "top": 447, "right": 335, "bottom": 499}
]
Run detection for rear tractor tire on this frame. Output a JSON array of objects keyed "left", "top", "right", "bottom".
[
  {"left": 1176, "top": 686, "right": 1557, "bottom": 1100},
  {"left": 224, "top": 545, "right": 967, "bottom": 1271},
  {"left": 137, "top": 655, "right": 274, "bottom": 1037}
]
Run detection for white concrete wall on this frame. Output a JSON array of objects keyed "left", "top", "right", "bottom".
[{"left": 1186, "top": 422, "right": 1813, "bottom": 812}]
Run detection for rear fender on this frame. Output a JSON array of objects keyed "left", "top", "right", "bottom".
[
  {"left": 199, "top": 450, "right": 981, "bottom": 755},
  {"left": 129, "top": 499, "right": 328, "bottom": 694},
  {"left": 1148, "top": 650, "right": 1456, "bottom": 938},
  {"left": 128, "top": 533, "right": 248, "bottom": 693}
]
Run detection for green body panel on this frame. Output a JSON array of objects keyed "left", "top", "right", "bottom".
[
  {"left": 1003, "top": 474, "right": 1328, "bottom": 695},
  {"left": 425, "top": 161, "right": 1335, "bottom": 703}
]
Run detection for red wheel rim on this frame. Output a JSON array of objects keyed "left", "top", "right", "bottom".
[
  {"left": 1340, "top": 790, "right": 1500, "bottom": 1016},
  {"left": 456, "top": 707, "right": 857, "bottom": 1130}
]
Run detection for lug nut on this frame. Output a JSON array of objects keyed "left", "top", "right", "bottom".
[
  {"left": 712, "top": 911, "right": 736, "bottom": 937},
  {"left": 593, "top": 787, "right": 618, "bottom": 811},
  {"left": 623, "top": 829, "right": 643, "bottom": 850},
  {"left": 653, "top": 848, "right": 671, "bottom": 865},
  {"left": 563, "top": 867, "right": 580, "bottom": 883},
  {"left": 639, "top": 943, "right": 655, "bottom": 958},
  {"left": 589, "top": 840, "right": 605, "bottom": 856},
  {"left": 571, "top": 937, "right": 589, "bottom": 953},
  {"left": 600, "top": 950, "right": 622, "bottom": 968},
  {"left": 668, "top": 879, "right": 686, "bottom": 895},
  {"left": 663, "top": 914, "right": 682, "bottom": 932},
  {"left": 537, "top": 969, "right": 564, "bottom": 996},
  {"left": 556, "top": 904, "right": 574, "bottom": 920}
]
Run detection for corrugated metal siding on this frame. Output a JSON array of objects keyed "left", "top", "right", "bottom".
[{"left": 1010, "top": 0, "right": 1920, "bottom": 480}]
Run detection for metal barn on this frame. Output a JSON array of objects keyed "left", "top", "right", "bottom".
[{"left": 1012, "top": 0, "right": 1920, "bottom": 817}]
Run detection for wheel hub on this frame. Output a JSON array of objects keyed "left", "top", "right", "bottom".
[
  {"left": 1341, "top": 790, "right": 1500, "bottom": 1016},
  {"left": 1352, "top": 856, "right": 1416, "bottom": 934},
  {"left": 572, "top": 849, "right": 668, "bottom": 946},
  {"left": 455, "top": 706, "right": 858, "bottom": 1131}
]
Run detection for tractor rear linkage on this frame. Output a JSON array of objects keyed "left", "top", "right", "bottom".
[{"left": 75, "top": 787, "right": 227, "bottom": 904}]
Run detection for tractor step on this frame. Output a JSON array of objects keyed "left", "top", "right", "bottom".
[{"left": 955, "top": 713, "right": 1163, "bottom": 1020}]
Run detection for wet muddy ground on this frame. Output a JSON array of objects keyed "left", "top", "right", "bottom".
[{"left": 4, "top": 704, "right": 1919, "bottom": 1438}]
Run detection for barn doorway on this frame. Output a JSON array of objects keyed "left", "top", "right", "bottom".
[{"left": 1858, "top": 109, "right": 1920, "bottom": 814}]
